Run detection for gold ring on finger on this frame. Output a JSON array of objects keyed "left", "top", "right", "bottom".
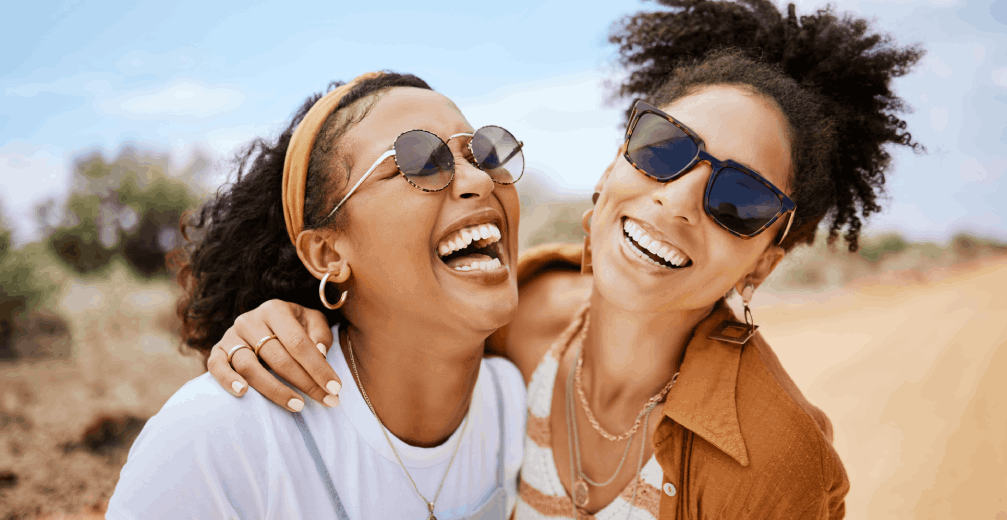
[
  {"left": 227, "top": 344, "right": 253, "bottom": 365},
  {"left": 254, "top": 334, "right": 278, "bottom": 357}
]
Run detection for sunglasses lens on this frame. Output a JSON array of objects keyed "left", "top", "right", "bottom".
[
  {"left": 627, "top": 113, "right": 698, "bottom": 181},
  {"left": 707, "top": 167, "right": 783, "bottom": 236},
  {"left": 395, "top": 130, "right": 454, "bottom": 190},
  {"left": 470, "top": 126, "right": 524, "bottom": 184}
]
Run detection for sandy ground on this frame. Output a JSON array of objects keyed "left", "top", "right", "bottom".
[
  {"left": 0, "top": 271, "right": 205, "bottom": 519},
  {"left": 2, "top": 259, "right": 1004, "bottom": 518},
  {"left": 756, "top": 258, "right": 1007, "bottom": 519}
]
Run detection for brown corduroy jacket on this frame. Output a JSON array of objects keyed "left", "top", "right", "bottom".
[{"left": 505, "top": 242, "right": 850, "bottom": 519}]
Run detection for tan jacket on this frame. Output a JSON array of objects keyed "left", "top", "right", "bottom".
[{"left": 509, "top": 242, "right": 849, "bottom": 519}]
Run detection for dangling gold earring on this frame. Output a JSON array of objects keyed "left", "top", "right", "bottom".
[
  {"left": 581, "top": 208, "right": 594, "bottom": 275},
  {"left": 708, "top": 283, "right": 758, "bottom": 345},
  {"left": 318, "top": 271, "right": 348, "bottom": 310}
]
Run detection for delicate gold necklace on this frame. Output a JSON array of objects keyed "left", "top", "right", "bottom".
[
  {"left": 574, "top": 315, "right": 679, "bottom": 442},
  {"left": 565, "top": 308, "right": 679, "bottom": 515},
  {"left": 347, "top": 335, "right": 468, "bottom": 520}
]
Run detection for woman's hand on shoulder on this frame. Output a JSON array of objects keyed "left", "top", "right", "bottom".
[
  {"left": 207, "top": 299, "right": 341, "bottom": 412},
  {"left": 505, "top": 268, "right": 591, "bottom": 383}
]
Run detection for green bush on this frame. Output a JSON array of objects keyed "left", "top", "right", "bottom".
[
  {"left": 858, "top": 233, "right": 910, "bottom": 263},
  {"left": 42, "top": 147, "right": 203, "bottom": 278},
  {"left": 0, "top": 212, "right": 57, "bottom": 357}
]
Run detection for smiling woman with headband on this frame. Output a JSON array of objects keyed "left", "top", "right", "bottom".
[
  {"left": 107, "top": 72, "right": 529, "bottom": 519},
  {"left": 203, "top": 1, "right": 923, "bottom": 517}
]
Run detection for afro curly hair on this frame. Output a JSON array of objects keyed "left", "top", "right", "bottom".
[{"left": 609, "top": 0, "right": 925, "bottom": 251}]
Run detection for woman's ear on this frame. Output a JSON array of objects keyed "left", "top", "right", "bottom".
[
  {"left": 734, "top": 244, "right": 785, "bottom": 296},
  {"left": 593, "top": 145, "right": 624, "bottom": 200},
  {"left": 295, "top": 229, "right": 350, "bottom": 283}
]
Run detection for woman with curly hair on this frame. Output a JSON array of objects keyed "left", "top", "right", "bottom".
[
  {"left": 205, "top": 1, "right": 923, "bottom": 517},
  {"left": 108, "top": 73, "right": 530, "bottom": 519}
]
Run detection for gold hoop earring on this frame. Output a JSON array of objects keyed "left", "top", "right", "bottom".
[
  {"left": 708, "top": 283, "right": 758, "bottom": 345},
  {"left": 319, "top": 271, "right": 348, "bottom": 310},
  {"left": 581, "top": 209, "right": 594, "bottom": 275}
]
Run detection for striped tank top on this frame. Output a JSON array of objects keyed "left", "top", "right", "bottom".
[{"left": 514, "top": 306, "right": 664, "bottom": 520}]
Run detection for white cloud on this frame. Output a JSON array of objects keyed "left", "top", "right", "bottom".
[
  {"left": 993, "top": 68, "right": 1007, "bottom": 88},
  {"left": 958, "top": 157, "right": 989, "bottom": 183},
  {"left": 958, "top": 157, "right": 1006, "bottom": 184},
  {"left": 927, "top": 56, "right": 954, "bottom": 78},
  {"left": 867, "top": 201, "right": 940, "bottom": 240},
  {"left": 930, "top": 107, "right": 948, "bottom": 133},
  {"left": 0, "top": 143, "right": 68, "bottom": 246},
  {"left": 98, "top": 80, "right": 245, "bottom": 119}
]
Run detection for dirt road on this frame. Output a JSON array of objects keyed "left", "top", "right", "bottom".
[{"left": 756, "top": 259, "right": 1007, "bottom": 519}]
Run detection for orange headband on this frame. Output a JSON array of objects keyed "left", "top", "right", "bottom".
[{"left": 281, "top": 71, "right": 384, "bottom": 244}]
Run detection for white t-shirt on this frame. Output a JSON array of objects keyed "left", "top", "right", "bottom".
[{"left": 107, "top": 324, "right": 527, "bottom": 520}]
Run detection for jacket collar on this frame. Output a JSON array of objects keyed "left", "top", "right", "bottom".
[{"left": 661, "top": 299, "right": 750, "bottom": 466}]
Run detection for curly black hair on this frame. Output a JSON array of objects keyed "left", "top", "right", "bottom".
[
  {"left": 609, "top": 0, "right": 925, "bottom": 251},
  {"left": 175, "top": 72, "right": 433, "bottom": 358}
]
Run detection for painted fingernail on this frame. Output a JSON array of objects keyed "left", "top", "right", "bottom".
[
  {"left": 317, "top": 342, "right": 327, "bottom": 356},
  {"left": 323, "top": 394, "right": 340, "bottom": 407},
  {"left": 288, "top": 398, "right": 304, "bottom": 412},
  {"left": 231, "top": 381, "right": 245, "bottom": 394},
  {"left": 326, "top": 380, "right": 341, "bottom": 395}
]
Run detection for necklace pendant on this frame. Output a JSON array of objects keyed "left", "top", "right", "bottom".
[
  {"left": 427, "top": 502, "right": 436, "bottom": 520},
  {"left": 573, "top": 478, "right": 590, "bottom": 508}
]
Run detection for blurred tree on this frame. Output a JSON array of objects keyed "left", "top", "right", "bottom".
[
  {"left": 0, "top": 207, "right": 52, "bottom": 357},
  {"left": 40, "top": 146, "right": 205, "bottom": 278}
]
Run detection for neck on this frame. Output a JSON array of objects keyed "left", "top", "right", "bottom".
[
  {"left": 340, "top": 321, "right": 483, "bottom": 448},
  {"left": 581, "top": 289, "right": 715, "bottom": 411}
]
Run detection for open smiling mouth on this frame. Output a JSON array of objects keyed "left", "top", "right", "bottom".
[
  {"left": 622, "top": 218, "right": 693, "bottom": 270},
  {"left": 436, "top": 223, "right": 505, "bottom": 272}
]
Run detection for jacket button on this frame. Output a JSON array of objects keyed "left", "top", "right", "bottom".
[{"left": 663, "top": 482, "right": 677, "bottom": 497}]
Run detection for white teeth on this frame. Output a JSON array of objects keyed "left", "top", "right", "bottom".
[
  {"left": 437, "top": 223, "right": 503, "bottom": 257},
  {"left": 622, "top": 219, "right": 691, "bottom": 268},
  {"left": 453, "top": 257, "right": 502, "bottom": 271}
]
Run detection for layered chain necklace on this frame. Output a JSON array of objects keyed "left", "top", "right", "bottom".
[
  {"left": 564, "top": 310, "right": 680, "bottom": 517},
  {"left": 347, "top": 336, "right": 468, "bottom": 520}
]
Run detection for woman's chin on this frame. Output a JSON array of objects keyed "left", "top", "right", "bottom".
[{"left": 453, "top": 288, "right": 519, "bottom": 335}]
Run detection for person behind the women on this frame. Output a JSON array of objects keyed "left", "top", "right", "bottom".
[
  {"left": 205, "top": 2, "right": 923, "bottom": 517},
  {"left": 107, "top": 72, "right": 530, "bottom": 519}
]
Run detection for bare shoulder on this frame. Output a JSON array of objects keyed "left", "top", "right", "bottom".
[{"left": 506, "top": 268, "right": 592, "bottom": 383}]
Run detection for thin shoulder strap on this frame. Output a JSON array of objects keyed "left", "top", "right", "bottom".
[
  {"left": 292, "top": 412, "right": 352, "bottom": 520},
  {"left": 486, "top": 360, "right": 507, "bottom": 486}
]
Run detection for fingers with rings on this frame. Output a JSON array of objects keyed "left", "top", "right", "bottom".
[
  {"left": 254, "top": 334, "right": 278, "bottom": 357},
  {"left": 258, "top": 302, "right": 343, "bottom": 401},
  {"left": 208, "top": 336, "right": 250, "bottom": 397},
  {"left": 231, "top": 318, "right": 332, "bottom": 411},
  {"left": 227, "top": 344, "right": 254, "bottom": 365}
]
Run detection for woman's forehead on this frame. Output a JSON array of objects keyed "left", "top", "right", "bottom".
[
  {"left": 662, "top": 85, "right": 793, "bottom": 189},
  {"left": 354, "top": 88, "right": 472, "bottom": 142}
]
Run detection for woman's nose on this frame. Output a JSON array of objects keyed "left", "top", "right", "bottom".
[
  {"left": 450, "top": 156, "right": 495, "bottom": 200},
  {"left": 650, "top": 162, "right": 708, "bottom": 225}
]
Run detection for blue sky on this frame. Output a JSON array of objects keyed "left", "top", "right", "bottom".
[{"left": 2, "top": 0, "right": 1005, "bottom": 246}]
